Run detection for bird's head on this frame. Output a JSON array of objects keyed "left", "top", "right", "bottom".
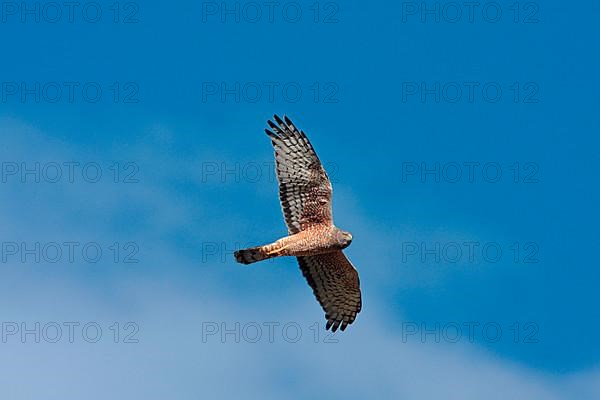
[{"left": 335, "top": 228, "right": 353, "bottom": 249}]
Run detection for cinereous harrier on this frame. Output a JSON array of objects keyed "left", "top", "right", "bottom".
[{"left": 234, "top": 115, "right": 361, "bottom": 332}]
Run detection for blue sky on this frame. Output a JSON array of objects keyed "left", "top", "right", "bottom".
[{"left": 1, "top": 0, "right": 599, "bottom": 398}]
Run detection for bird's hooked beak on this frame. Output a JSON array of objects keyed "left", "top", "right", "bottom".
[{"left": 343, "top": 231, "right": 353, "bottom": 247}]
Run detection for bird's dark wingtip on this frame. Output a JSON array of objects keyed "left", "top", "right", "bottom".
[{"left": 265, "top": 128, "right": 278, "bottom": 139}]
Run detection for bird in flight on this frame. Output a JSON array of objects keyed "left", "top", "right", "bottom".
[{"left": 234, "top": 115, "right": 362, "bottom": 332}]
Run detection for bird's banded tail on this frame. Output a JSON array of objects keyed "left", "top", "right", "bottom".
[{"left": 234, "top": 246, "right": 273, "bottom": 265}]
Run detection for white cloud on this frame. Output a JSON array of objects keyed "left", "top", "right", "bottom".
[{"left": 0, "top": 117, "right": 597, "bottom": 400}]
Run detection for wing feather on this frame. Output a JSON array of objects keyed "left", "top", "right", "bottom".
[
  {"left": 266, "top": 114, "right": 333, "bottom": 234},
  {"left": 297, "top": 251, "right": 362, "bottom": 332}
]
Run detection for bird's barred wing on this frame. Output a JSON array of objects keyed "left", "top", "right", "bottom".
[
  {"left": 297, "top": 251, "right": 362, "bottom": 332},
  {"left": 265, "top": 115, "right": 333, "bottom": 234}
]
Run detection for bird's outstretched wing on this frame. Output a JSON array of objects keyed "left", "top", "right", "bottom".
[
  {"left": 265, "top": 115, "right": 333, "bottom": 234},
  {"left": 297, "top": 251, "right": 362, "bottom": 332}
]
